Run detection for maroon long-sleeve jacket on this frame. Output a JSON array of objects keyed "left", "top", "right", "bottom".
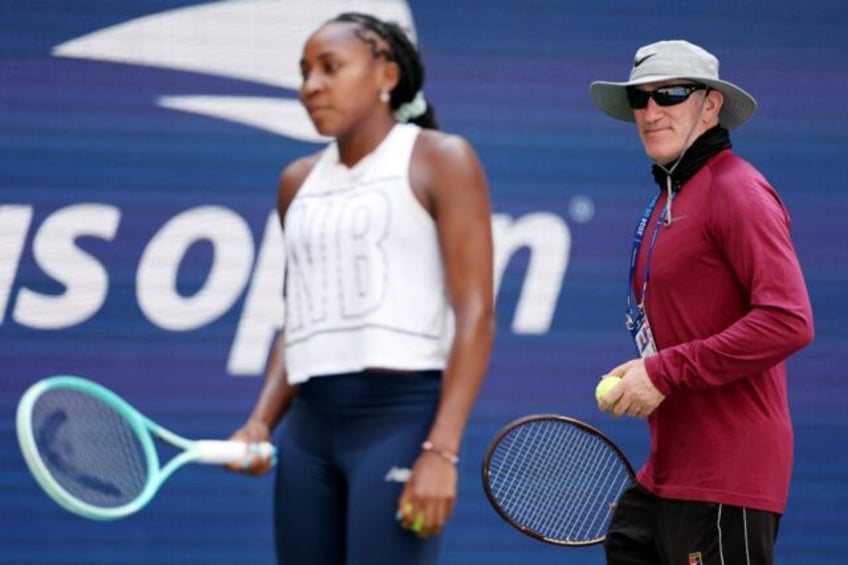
[{"left": 636, "top": 149, "right": 814, "bottom": 513}]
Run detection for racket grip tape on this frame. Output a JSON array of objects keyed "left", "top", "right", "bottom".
[{"left": 193, "top": 440, "right": 276, "bottom": 464}]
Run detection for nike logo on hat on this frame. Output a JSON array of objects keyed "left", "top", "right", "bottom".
[{"left": 634, "top": 53, "right": 656, "bottom": 67}]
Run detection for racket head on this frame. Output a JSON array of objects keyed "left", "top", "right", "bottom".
[
  {"left": 481, "top": 414, "right": 635, "bottom": 546},
  {"left": 16, "top": 375, "right": 161, "bottom": 520}
]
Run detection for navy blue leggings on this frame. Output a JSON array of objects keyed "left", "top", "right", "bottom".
[{"left": 273, "top": 370, "right": 443, "bottom": 565}]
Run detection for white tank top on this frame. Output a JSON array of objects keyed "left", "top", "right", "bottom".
[{"left": 282, "top": 123, "right": 453, "bottom": 384}]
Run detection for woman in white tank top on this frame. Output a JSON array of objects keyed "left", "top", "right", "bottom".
[{"left": 225, "top": 12, "right": 495, "bottom": 564}]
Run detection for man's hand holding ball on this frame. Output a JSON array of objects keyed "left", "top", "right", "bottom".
[{"left": 595, "top": 375, "right": 622, "bottom": 412}]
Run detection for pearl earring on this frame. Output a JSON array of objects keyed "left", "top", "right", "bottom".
[{"left": 380, "top": 90, "right": 390, "bottom": 103}]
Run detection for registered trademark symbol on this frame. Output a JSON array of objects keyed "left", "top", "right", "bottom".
[{"left": 568, "top": 195, "right": 595, "bottom": 223}]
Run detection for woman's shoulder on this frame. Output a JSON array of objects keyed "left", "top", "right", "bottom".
[
  {"left": 413, "top": 128, "right": 479, "bottom": 170},
  {"left": 409, "top": 127, "right": 487, "bottom": 207},
  {"left": 280, "top": 151, "right": 323, "bottom": 188},
  {"left": 415, "top": 128, "right": 473, "bottom": 153},
  {"left": 277, "top": 150, "right": 323, "bottom": 213}
]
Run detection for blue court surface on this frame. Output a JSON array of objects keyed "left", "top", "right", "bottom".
[{"left": 2, "top": 1, "right": 846, "bottom": 563}]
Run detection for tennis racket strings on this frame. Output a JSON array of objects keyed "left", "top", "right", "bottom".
[
  {"left": 485, "top": 418, "right": 633, "bottom": 543},
  {"left": 29, "top": 386, "right": 149, "bottom": 510}
]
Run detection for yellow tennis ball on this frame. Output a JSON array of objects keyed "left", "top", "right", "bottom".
[{"left": 595, "top": 375, "right": 622, "bottom": 404}]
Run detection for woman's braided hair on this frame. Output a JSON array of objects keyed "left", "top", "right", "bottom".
[{"left": 331, "top": 12, "right": 438, "bottom": 129}]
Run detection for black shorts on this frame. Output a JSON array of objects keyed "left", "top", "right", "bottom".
[{"left": 604, "top": 483, "right": 781, "bottom": 565}]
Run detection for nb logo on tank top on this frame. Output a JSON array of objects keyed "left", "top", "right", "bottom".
[{"left": 286, "top": 188, "right": 391, "bottom": 334}]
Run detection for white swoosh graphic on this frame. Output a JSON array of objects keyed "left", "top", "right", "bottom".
[
  {"left": 52, "top": 0, "right": 415, "bottom": 142},
  {"left": 158, "top": 95, "right": 325, "bottom": 142}
]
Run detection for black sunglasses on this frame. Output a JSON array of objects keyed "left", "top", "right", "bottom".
[{"left": 626, "top": 84, "right": 708, "bottom": 109}]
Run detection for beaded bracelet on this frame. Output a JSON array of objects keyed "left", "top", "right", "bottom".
[{"left": 421, "top": 440, "right": 459, "bottom": 465}]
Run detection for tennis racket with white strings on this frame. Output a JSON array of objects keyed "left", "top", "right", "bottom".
[
  {"left": 16, "top": 375, "right": 276, "bottom": 521},
  {"left": 481, "top": 414, "right": 635, "bottom": 546}
]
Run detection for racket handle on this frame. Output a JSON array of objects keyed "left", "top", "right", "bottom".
[{"left": 193, "top": 440, "right": 276, "bottom": 465}]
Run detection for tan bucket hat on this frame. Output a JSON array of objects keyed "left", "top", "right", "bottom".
[{"left": 589, "top": 40, "right": 757, "bottom": 130}]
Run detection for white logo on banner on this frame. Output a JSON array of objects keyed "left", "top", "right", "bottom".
[
  {"left": 1, "top": 205, "right": 571, "bottom": 375},
  {"left": 52, "top": 0, "right": 415, "bottom": 142}
]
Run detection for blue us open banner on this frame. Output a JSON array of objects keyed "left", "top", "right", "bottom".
[{"left": 2, "top": 1, "right": 846, "bottom": 563}]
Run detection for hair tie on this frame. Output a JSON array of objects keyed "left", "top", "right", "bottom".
[{"left": 393, "top": 91, "right": 427, "bottom": 123}]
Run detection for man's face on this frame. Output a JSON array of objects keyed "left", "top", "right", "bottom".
[{"left": 630, "top": 80, "right": 723, "bottom": 165}]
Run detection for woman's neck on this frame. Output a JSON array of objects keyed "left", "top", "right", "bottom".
[{"left": 336, "top": 116, "right": 396, "bottom": 168}]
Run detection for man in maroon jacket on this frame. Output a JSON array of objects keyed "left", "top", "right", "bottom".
[{"left": 589, "top": 40, "right": 814, "bottom": 564}]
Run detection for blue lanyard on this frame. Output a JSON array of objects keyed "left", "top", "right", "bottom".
[{"left": 625, "top": 191, "right": 671, "bottom": 329}]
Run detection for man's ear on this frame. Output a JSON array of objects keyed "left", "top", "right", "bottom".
[{"left": 706, "top": 88, "right": 725, "bottom": 122}]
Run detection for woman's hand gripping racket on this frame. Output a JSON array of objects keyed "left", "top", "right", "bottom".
[
  {"left": 16, "top": 375, "right": 276, "bottom": 520},
  {"left": 481, "top": 415, "right": 634, "bottom": 546}
]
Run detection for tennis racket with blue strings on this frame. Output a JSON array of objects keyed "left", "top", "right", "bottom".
[
  {"left": 16, "top": 375, "right": 276, "bottom": 520},
  {"left": 481, "top": 414, "right": 634, "bottom": 546}
]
